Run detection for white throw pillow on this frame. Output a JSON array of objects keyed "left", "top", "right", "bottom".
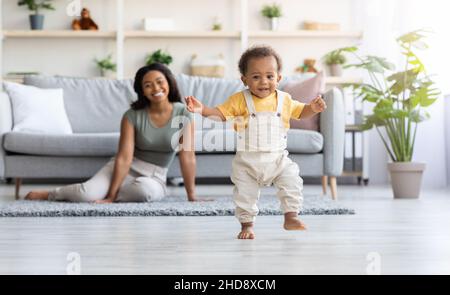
[{"left": 3, "top": 82, "right": 73, "bottom": 134}]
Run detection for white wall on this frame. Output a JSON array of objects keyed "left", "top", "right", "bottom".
[
  {"left": 350, "top": 0, "right": 396, "bottom": 185},
  {"left": 398, "top": 0, "right": 448, "bottom": 188},
  {"left": 350, "top": 0, "right": 450, "bottom": 189},
  {"left": 446, "top": 95, "right": 450, "bottom": 187}
]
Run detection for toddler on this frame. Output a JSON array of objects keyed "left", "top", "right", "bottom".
[{"left": 186, "top": 46, "right": 326, "bottom": 239}]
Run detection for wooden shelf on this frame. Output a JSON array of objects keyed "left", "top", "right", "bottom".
[
  {"left": 249, "top": 30, "right": 363, "bottom": 38},
  {"left": 125, "top": 30, "right": 362, "bottom": 39},
  {"left": 125, "top": 30, "right": 240, "bottom": 39},
  {"left": 2, "top": 30, "right": 116, "bottom": 39},
  {"left": 2, "top": 30, "right": 362, "bottom": 40}
]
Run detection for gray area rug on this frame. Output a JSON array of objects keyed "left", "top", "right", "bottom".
[{"left": 0, "top": 195, "right": 355, "bottom": 217}]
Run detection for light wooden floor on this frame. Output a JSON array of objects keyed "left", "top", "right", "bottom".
[{"left": 0, "top": 182, "right": 449, "bottom": 275}]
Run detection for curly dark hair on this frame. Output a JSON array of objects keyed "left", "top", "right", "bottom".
[
  {"left": 131, "top": 63, "right": 181, "bottom": 110},
  {"left": 238, "top": 45, "right": 282, "bottom": 75}
]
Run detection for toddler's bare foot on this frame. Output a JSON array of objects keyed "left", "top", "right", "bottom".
[
  {"left": 284, "top": 212, "right": 307, "bottom": 230},
  {"left": 25, "top": 191, "right": 49, "bottom": 201},
  {"left": 237, "top": 222, "right": 255, "bottom": 239}
]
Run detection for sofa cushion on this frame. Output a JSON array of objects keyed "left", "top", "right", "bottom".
[
  {"left": 176, "top": 74, "right": 245, "bottom": 131},
  {"left": 21, "top": 74, "right": 323, "bottom": 134},
  {"left": 3, "top": 129, "right": 322, "bottom": 157},
  {"left": 176, "top": 73, "right": 245, "bottom": 106},
  {"left": 286, "top": 129, "right": 323, "bottom": 153},
  {"left": 3, "top": 132, "right": 119, "bottom": 156},
  {"left": 283, "top": 72, "right": 325, "bottom": 132},
  {"left": 193, "top": 128, "right": 323, "bottom": 154},
  {"left": 194, "top": 129, "right": 237, "bottom": 153},
  {"left": 23, "top": 75, "right": 136, "bottom": 133},
  {"left": 3, "top": 82, "right": 73, "bottom": 134}
]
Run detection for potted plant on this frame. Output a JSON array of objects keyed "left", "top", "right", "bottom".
[
  {"left": 344, "top": 30, "right": 440, "bottom": 198},
  {"left": 18, "top": 0, "right": 55, "bottom": 30},
  {"left": 212, "top": 16, "right": 222, "bottom": 31},
  {"left": 94, "top": 54, "right": 117, "bottom": 78},
  {"left": 145, "top": 49, "right": 173, "bottom": 66},
  {"left": 322, "top": 48, "right": 350, "bottom": 77},
  {"left": 261, "top": 3, "right": 282, "bottom": 31}
]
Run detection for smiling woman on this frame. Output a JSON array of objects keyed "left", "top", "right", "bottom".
[{"left": 25, "top": 63, "right": 202, "bottom": 203}]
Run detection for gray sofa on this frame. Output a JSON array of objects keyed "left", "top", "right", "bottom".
[{"left": 0, "top": 74, "right": 345, "bottom": 199}]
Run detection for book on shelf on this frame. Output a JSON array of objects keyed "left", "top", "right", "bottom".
[
  {"left": 343, "top": 87, "right": 355, "bottom": 125},
  {"left": 3, "top": 72, "right": 40, "bottom": 84}
]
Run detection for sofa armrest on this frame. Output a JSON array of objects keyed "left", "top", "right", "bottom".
[
  {"left": 0, "top": 91, "right": 13, "bottom": 179},
  {"left": 320, "top": 87, "right": 345, "bottom": 176}
]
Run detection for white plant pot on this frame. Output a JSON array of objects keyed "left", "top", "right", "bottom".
[
  {"left": 101, "top": 70, "right": 116, "bottom": 79},
  {"left": 387, "top": 162, "right": 426, "bottom": 199},
  {"left": 269, "top": 17, "right": 279, "bottom": 31},
  {"left": 329, "top": 64, "right": 343, "bottom": 77}
]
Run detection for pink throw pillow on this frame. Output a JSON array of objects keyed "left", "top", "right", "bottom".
[{"left": 283, "top": 71, "right": 325, "bottom": 132}]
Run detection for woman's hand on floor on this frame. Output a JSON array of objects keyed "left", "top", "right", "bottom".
[
  {"left": 188, "top": 197, "right": 214, "bottom": 202},
  {"left": 94, "top": 197, "right": 115, "bottom": 204}
]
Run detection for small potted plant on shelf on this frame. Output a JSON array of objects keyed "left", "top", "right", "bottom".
[
  {"left": 322, "top": 47, "right": 354, "bottom": 77},
  {"left": 261, "top": 3, "right": 282, "bottom": 31},
  {"left": 146, "top": 49, "right": 173, "bottom": 66},
  {"left": 18, "top": 0, "right": 55, "bottom": 30},
  {"left": 94, "top": 54, "right": 117, "bottom": 78},
  {"left": 345, "top": 29, "right": 440, "bottom": 199},
  {"left": 212, "top": 16, "right": 222, "bottom": 31}
]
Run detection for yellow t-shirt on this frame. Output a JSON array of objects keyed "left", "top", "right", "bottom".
[{"left": 217, "top": 90, "right": 305, "bottom": 131}]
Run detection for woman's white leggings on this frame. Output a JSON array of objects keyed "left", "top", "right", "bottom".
[{"left": 48, "top": 157, "right": 167, "bottom": 202}]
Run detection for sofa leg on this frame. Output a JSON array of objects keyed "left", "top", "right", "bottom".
[
  {"left": 329, "top": 176, "right": 337, "bottom": 200},
  {"left": 15, "top": 178, "right": 22, "bottom": 200},
  {"left": 321, "top": 176, "right": 328, "bottom": 195}
]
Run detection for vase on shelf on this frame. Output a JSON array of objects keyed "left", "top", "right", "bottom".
[
  {"left": 29, "top": 14, "right": 44, "bottom": 30},
  {"left": 269, "top": 17, "right": 279, "bottom": 31},
  {"left": 100, "top": 70, "right": 116, "bottom": 79},
  {"left": 329, "top": 64, "right": 343, "bottom": 77}
]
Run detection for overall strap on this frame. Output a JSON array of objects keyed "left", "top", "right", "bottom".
[
  {"left": 243, "top": 89, "right": 257, "bottom": 115},
  {"left": 275, "top": 89, "right": 286, "bottom": 116}
]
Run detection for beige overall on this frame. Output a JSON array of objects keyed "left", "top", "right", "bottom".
[{"left": 231, "top": 89, "right": 304, "bottom": 223}]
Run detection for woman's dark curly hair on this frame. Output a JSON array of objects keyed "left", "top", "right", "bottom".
[{"left": 131, "top": 63, "right": 181, "bottom": 110}]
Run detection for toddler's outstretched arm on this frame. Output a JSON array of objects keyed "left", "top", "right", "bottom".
[
  {"left": 299, "top": 94, "right": 327, "bottom": 119},
  {"left": 185, "top": 96, "right": 226, "bottom": 121}
]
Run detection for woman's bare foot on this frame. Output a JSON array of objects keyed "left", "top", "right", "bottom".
[
  {"left": 25, "top": 191, "right": 49, "bottom": 201},
  {"left": 237, "top": 222, "right": 255, "bottom": 239},
  {"left": 284, "top": 212, "right": 307, "bottom": 230}
]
